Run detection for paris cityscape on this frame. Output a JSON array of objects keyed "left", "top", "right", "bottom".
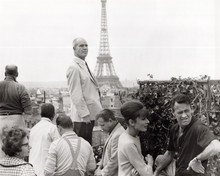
[
  {"left": 23, "top": 81, "right": 138, "bottom": 128},
  {"left": 20, "top": 0, "right": 140, "bottom": 147},
  {"left": 0, "top": 0, "right": 220, "bottom": 175}
]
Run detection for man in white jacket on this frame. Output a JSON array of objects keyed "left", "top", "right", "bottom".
[
  {"left": 66, "top": 37, "right": 102, "bottom": 144},
  {"left": 95, "top": 109, "right": 125, "bottom": 176}
]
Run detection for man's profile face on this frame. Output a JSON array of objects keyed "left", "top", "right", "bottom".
[
  {"left": 97, "top": 117, "right": 112, "bottom": 133},
  {"left": 74, "top": 39, "right": 88, "bottom": 60},
  {"left": 173, "top": 102, "right": 193, "bottom": 128}
]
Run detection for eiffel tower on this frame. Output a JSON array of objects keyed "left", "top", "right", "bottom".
[{"left": 94, "top": 0, "right": 122, "bottom": 89}]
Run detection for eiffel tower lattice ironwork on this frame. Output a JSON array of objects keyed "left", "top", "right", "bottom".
[{"left": 94, "top": 0, "right": 122, "bottom": 89}]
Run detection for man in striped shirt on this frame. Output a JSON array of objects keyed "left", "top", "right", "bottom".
[{"left": 44, "top": 114, "right": 96, "bottom": 176}]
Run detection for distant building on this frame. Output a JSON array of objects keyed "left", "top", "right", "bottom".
[
  {"left": 63, "top": 96, "right": 71, "bottom": 116},
  {"left": 101, "top": 94, "right": 121, "bottom": 108},
  {"left": 25, "top": 101, "right": 41, "bottom": 128}
]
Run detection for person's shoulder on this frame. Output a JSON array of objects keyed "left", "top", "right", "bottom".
[
  {"left": 113, "top": 125, "right": 125, "bottom": 137},
  {"left": 188, "top": 119, "right": 215, "bottom": 139},
  {"left": 118, "top": 133, "right": 138, "bottom": 152},
  {"left": 30, "top": 119, "right": 50, "bottom": 130},
  {"left": 50, "top": 122, "right": 58, "bottom": 129},
  {"left": 10, "top": 80, "right": 21, "bottom": 87},
  {"left": 66, "top": 63, "right": 80, "bottom": 76},
  {"left": 30, "top": 121, "right": 41, "bottom": 132},
  {"left": 49, "top": 124, "right": 59, "bottom": 136},
  {"left": 13, "top": 80, "right": 24, "bottom": 86},
  {"left": 15, "top": 82, "right": 28, "bottom": 91},
  {"left": 79, "top": 138, "right": 94, "bottom": 153},
  {"left": 193, "top": 119, "right": 210, "bottom": 132},
  {"left": 51, "top": 137, "right": 62, "bottom": 147},
  {"left": 119, "top": 131, "right": 127, "bottom": 138},
  {"left": 170, "top": 123, "right": 179, "bottom": 131},
  {"left": 119, "top": 124, "right": 126, "bottom": 131},
  {"left": 67, "top": 60, "right": 80, "bottom": 70},
  {"left": 118, "top": 132, "right": 132, "bottom": 144},
  {"left": 44, "top": 119, "right": 56, "bottom": 127},
  {"left": 69, "top": 62, "right": 78, "bottom": 68},
  {"left": 55, "top": 137, "right": 63, "bottom": 143},
  {"left": 20, "top": 162, "right": 36, "bottom": 176},
  {"left": 117, "top": 123, "right": 126, "bottom": 131},
  {"left": 79, "top": 137, "right": 92, "bottom": 147}
]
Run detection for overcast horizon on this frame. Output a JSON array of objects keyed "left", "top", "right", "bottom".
[{"left": 0, "top": 0, "right": 219, "bottom": 82}]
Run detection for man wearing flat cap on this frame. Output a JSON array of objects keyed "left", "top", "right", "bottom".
[{"left": 0, "top": 65, "right": 32, "bottom": 157}]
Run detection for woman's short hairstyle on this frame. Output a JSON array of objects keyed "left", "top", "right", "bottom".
[
  {"left": 120, "top": 100, "right": 148, "bottom": 124},
  {"left": 2, "top": 127, "right": 27, "bottom": 157},
  {"left": 96, "top": 109, "right": 116, "bottom": 121},
  {"left": 41, "top": 103, "right": 55, "bottom": 120},
  {"left": 56, "top": 114, "right": 73, "bottom": 129}
]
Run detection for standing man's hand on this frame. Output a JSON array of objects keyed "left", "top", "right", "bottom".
[
  {"left": 187, "top": 157, "right": 205, "bottom": 174},
  {"left": 82, "top": 115, "right": 91, "bottom": 124}
]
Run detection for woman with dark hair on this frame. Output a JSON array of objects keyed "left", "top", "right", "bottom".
[
  {"left": 118, "top": 100, "right": 154, "bottom": 176},
  {"left": 0, "top": 127, "right": 35, "bottom": 176}
]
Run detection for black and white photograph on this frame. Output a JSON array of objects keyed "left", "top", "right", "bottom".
[{"left": 0, "top": 0, "right": 220, "bottom": 176}]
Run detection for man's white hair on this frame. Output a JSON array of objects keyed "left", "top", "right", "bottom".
[{"left": 72, "top": 38, "right": 86, "bottom": 49}]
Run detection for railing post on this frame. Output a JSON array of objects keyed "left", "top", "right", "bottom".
[{"left": 207, "top": 77, "right": 211, "bottom": 125}]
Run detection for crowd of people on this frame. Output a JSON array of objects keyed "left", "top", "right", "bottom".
[{"left": 0, "top": 37, "right": 220, "bottom": 176}]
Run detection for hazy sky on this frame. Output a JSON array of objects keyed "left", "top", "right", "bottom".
[{"left": 0, "top": 0, "right": 219, "bottom": 82}]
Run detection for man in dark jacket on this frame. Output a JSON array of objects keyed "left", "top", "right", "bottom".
[{"left": 0, "top": 65, "right": 32, "bottom": 157}]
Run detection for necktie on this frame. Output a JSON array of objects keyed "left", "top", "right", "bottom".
[
  {"left": 85, "top": 62, "right": 101, "bottom": 98},
  {"left": 85, "top": 62, "right": 98, "bottom": 87}
]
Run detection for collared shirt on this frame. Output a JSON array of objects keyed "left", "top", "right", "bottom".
[
  {"left": 44, "top": 131, "right": 96, "bottom": 176},
  {"left": 0, "top": 156, "right": 35, "bottom": 176},
  {"left": 29, "top": 117, "right": 60, "bottom": 176},
  {"left": 167, "top": 118, "right": 215, "bottom": 175},
  {"left": 0, "top": 76, "right": 31, "bottom": 115}
]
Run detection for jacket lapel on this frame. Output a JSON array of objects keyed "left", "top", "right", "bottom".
[
  {"left": 87, "top": 69, "right": 99, "bottom": 87},
  {"left": 74, "top": 58, "right": 98, "bottom": 87},
  {"left": 100, "top": 123, "right": 122, "bottom": 168},
  {"left": 103, "top": 123, "right": 121, "bottom": 154}
]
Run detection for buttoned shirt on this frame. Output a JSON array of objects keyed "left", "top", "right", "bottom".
[
  {"left": 29, "top": 117, "right": 60, "bottom": 176},
  {"left": 167, "top": 117, "right": 215, "bottom": 175},
  {"left": 0, "top": 76, "right": 31, "bottom": 115},
  {"left": 0, "top": 156, "right": 35, "bottom": 176},
  {"left": 45, "top": 131, "right": 96, "bottom": 176}
]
